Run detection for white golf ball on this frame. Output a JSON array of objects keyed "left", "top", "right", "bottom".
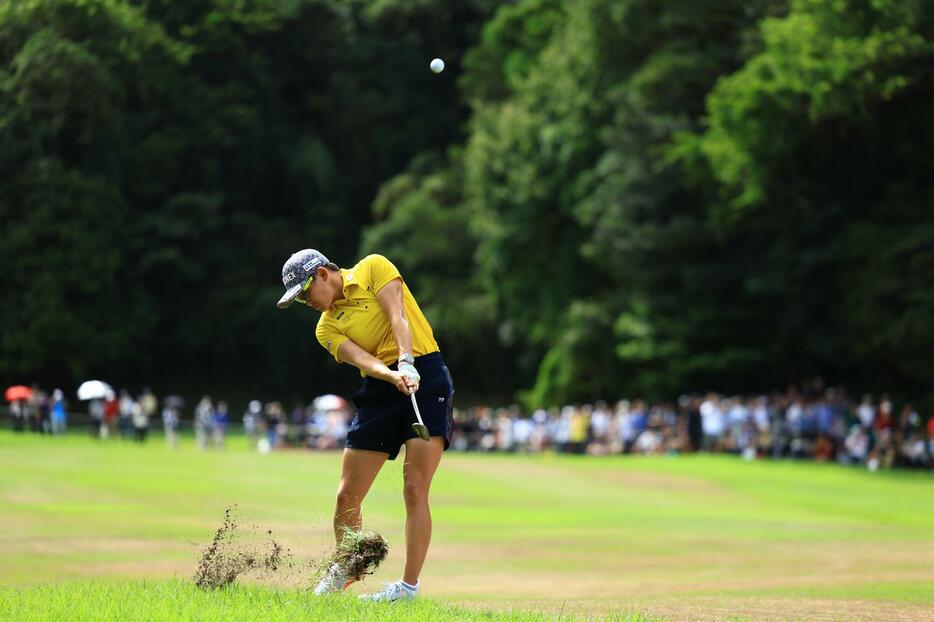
[{"left": 430, "top": 58, "right": 445, "bottom": 73}]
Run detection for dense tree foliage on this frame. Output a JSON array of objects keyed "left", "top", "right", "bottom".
[{"left": 2, "top": 0, "right": 933, "bottom": 407}]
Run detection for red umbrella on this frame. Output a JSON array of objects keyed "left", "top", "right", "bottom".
[{"left": 5, "top": 385, "right": 33, "bottom": 402}]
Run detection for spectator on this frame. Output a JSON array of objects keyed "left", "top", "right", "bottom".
[
  {"left": 289, "top": 403, "right": 307, "bottom": 447},
  {"left": 88, "top": 399, "right": 104, "bottom": 438},
  {"left": 727, "top": 398, "right": 749, "bottom": 448},
  {"left": 34, "top": 388, "right": 50, "bottom": 434},
  {"left": 476, "top": 407, "right": 495, "bottom": 451},
  {"left": 10, "top": 399, "right": 25, "bottom": 432},
  {"left": 589, "top": 401, "right": 612, "bottom": 454},
  {"left": 901, "top": 430, "right": 927, "bottom": 469},
  {"left": 102, "top": 391, "right": 119, "bottom": 439},
  {"left": 737, "top": 417, "right": 759, "bottom": 461},
  {"left": 496, "top": 408, "right": 515, "bottom": 452},
  {"left": 139, "top": 389, "right": 158, "bottom": 441},
  {"left": 927, "top": 413, "right": 934, "bottom": 461},
  {"left": 162, "top": 404, "right": 180, "bottom": 449},
  {"left": 874, "top": 396, "right": 896, "bottom": 469},
  {"left": 263, "top": 401, "right": 284, "bottom": 448},
  {"left": 844, "top": 425, "right": 870, "bottom": 465},
  {"left": 194, "top": 396, "right": 214, "bottom": 450},
  {"left": 212, "top": 401, "right": 229, "bottom": 448},
  {"left": 857, "top": 394, "right": 875, "bottom": 429},
  {"left": 700, "top": 395, "right": 725, "bottom": 451},
  {"left": 630, "top": 401, "right": 649, "bottom": 448},
  {"left": 50, "top": 389, "right": 67, "bottom": 435},
  {"left": 685, "top": 398, "right": 703, "bottom": 452},
  {"left": 513, "top": 416, "right": 535, "bottom": 453},
  {"left": 615, "top": 401, "right": 638, "bottom": 453},
  {"left": 24, "top": 388, "right": 39, "bottom": 433},
  {"left": 118, "top": 390, "right": 135, "bottom": 440},
  {"left": 751, "top": 397, "right": 772, "bottom": 455},
  {"left": 309, "top": 400, "right": 331, "bottom": 446},
  {"left": 530, "top": 409, "right": 549, "bottom": 452},
  {"left": 317, "top": 406, "right": 349, "bottom": 450},
  {"left": 243, "top": 400, "right": 261, "bottom": 449},
  {"left": 633, "top": 427, "right": 664, "bottom": 454},
  {"left": 132, "top": 397, "right": 149, "bottom": 443},
  {"left": 786, "top": 400, "right": 811, "bottom": 459},
  {"left": 899, "top": 404, "right": 921, "bottom": 439},
  {"left": 812, "top": 434, "right": 834, "bottom": 462}
]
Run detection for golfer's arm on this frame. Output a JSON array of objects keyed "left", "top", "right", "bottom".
[
  {"left": 375, "top": 278, "right": 413, "bottom": 358},
  {"left": 337, "top": 339, "right": 394, "bottom": 381}
]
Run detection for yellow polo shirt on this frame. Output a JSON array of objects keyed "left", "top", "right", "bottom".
[{"left": 315, "top": 254, "right": 439, "bottom": 374}]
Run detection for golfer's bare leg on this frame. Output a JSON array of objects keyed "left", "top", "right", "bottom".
[
  {"left": 401, "top": 436, "right": 444, "bottom": 585},
  {"left": 334, "top": 448, "right": 387, "bottom": 546}
]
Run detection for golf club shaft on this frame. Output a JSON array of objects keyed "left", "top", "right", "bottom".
[{"left": 410, "top": 392, "right": 427, "bottom": 427}]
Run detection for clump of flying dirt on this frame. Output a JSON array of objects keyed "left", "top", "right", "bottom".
[
  {"left": 194, "top": 506, "right": 293, "bottom": 590},
  {"left": 321, "top": 528, "right": 389, "bottom": 584}
]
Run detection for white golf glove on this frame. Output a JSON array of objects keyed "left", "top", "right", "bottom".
[{"left": 398, "top": 361, "right": 421, "bottom": 393}]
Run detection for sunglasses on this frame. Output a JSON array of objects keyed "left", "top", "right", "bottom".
[{"left": 295, "top": 274, "right": 315, "bottom": 305}]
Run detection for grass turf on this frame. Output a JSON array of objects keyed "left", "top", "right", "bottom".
[
  {"left": 0, "top": 579, "right": 657, "bottom": 621},
  {"left": 1, "top": 430, "right": 933, "bottom": 621}
]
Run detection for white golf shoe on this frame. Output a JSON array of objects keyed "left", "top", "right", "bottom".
[
  {"left": 314, "top": 563, "right": 354, "bottom": 595},
  {"left": 358, "top": 580, "right": 419, "bottom": 602}
]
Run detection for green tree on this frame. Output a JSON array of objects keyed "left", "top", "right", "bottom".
[
  {"left": 1, "top": 0, "right": 497, "bottom": 399},
  {"left": 0, "top": 0, "right": 186, "bottom": 380},
  {"left": 678, "top": 0, "right": 934, "bottom": 393},
  {"left": 463, "top": 0, "right": 784, "bottom": 404}
]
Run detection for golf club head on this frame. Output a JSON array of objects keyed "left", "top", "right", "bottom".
[{"left": 412, "top": 422, "right": 430, "bottom": 441}]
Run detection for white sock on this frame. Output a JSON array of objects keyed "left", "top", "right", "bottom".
[{"left": 400, "top": 579, "right": 419, "bottom": 593}]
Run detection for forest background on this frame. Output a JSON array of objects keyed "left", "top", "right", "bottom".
[{"left": 2, "top": 0, "right": 933, "bottom": 408}]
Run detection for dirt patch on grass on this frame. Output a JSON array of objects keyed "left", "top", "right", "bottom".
[
  {"left": 632, "top": 596, "right": 934, "bottom": 622},
  {"left": 417, "top": 535, "right": 934, "bottom": 613},
  {"left": 463, "top": 597, "right": 934, "bottom": 622}
]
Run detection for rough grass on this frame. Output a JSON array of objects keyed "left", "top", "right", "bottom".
[
  {"left": 1, "top": 430, "right": 933, "bottom": 621},
  {"left": 0, "top": 579, "right": 657, "bottom": 621}
]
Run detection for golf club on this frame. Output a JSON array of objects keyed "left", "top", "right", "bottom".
[{"left": 409, "top": 391, "right": 430, "bottom": 441}]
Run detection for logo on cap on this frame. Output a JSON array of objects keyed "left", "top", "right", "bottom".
[{"left": 278, "top": 249, "right": 330, "bottom": 308}]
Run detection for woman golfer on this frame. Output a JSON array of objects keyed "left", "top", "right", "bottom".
[{"left": 276, "top": 249, "right": 454, "bottom": 602}]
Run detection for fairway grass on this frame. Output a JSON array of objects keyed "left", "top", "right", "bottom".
[
  {"left": 1, "top": 431, "right": 933, "bottom": 621},
  {"left": 0, "top": 580, "right": 656, "bottom": 622}
]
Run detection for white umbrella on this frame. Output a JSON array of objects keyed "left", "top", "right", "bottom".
[
  {"left": 77, "top": 380, "right": 113, "bottom": 401},
  {"left": 313, "top": 394, "right": 347, "bottom": 411}
]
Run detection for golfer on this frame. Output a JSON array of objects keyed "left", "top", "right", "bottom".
[{"left": 277, "top": 249, "right": 454, "bottom": 602}]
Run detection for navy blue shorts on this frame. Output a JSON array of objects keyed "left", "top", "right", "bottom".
[{"left": 346, "top": 352, "right": 454, "bottom": 460}]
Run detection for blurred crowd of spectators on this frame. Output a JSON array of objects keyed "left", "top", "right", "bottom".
[
  {"left": 4, "top": 385, "right": 352, "bottom": 454},
  {"left": 7, "top": 386, "right": 161, "bottom": 442},
  {"left": 240, "top": 394, "right": 351, "bottom": 453},
  {"left": 5, "top": 380, "right": 934, "bottom": 471},
  {"left": 451, "top": 383, "right": 934, "bottom": 471},
  {"left": 7, "top": 387, "right": 70, "bottom": 435}
]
